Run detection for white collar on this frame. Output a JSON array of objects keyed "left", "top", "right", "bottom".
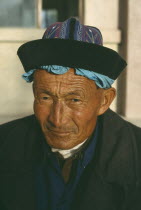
[{"left": 51, "top": 139, "right": 87, "bottom": 159}]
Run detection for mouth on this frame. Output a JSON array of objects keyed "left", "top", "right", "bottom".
[{"left": 47, "top": 128, "right": 71, "bottom": 136}]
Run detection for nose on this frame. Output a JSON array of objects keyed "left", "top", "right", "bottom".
[{"left": 48, "top": 100, "right": 68, "bottom": 128}]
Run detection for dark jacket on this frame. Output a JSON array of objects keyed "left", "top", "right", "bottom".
[{"left": 0, "top": 109, "right": 141, "bottom": 210}]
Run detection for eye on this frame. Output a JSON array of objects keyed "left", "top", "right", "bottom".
[
  {"left": 72, "top": 98, "right": 80, "bottom": 102},
  {"left": 42, "top": 96, "right": 49, "bottom": 100}
]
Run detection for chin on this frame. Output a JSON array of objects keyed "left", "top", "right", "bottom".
[
  {"left": 49, "top": 140, "right": 76, "bottom": 150},
  {"left": 42, "top": 128, "right": 87, "bottom": 149},
  {"left": 45, "top": 136, "right": 80, "bottom": 150}
]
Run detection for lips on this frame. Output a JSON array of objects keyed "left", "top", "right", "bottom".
[
  {"left": 49, "top": 131, "right": 70, "bottom": 136},
  {"left": 46, "top": 128, "right": 71, "bottom": 136}
]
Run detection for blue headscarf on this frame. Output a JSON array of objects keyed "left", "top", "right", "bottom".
[{"left": 22, "top": 65, "right": 114, "bottom": 89}]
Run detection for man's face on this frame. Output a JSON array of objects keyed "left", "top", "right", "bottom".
[{"left": 33, "top": 68, "right": 104, "bottom": 149}]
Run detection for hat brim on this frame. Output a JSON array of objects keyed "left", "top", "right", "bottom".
[{"left": 17, "top": 39, "right": 127, "bottom": 80}]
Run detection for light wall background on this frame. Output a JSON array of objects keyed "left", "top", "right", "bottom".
[{"left": 0, "top": 0, "right": 141, "bottom": 126}]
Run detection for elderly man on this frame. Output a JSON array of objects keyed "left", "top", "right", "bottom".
[{"left": 0, "top": 18, "right": 141, "bottom": 210}]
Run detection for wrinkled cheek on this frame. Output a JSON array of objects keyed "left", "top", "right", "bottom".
[
  {"left": 33, "top": 101, "right": 49, "bottom": 124},
  {"left": 76, "top": 112, "right": 97, "bottom": 138},
  {"left": 33, "top": 101, "right": 41, "bottom": 118}
]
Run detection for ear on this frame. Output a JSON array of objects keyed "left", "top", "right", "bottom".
[{"left": 97, "top": 87, "right": 116, "bottom": 116}]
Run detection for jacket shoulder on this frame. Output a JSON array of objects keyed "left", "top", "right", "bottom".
[
  {"left": 0, "top": 115, "right": 39, "bottom": 159},
  {"left": 0, "top": 115, "right": 43, "bottom": 174},
  {"left": 0, "top": 115, "right": 36, "bottom": 142},
  {"left": 105, "top": 109, "right": 141, "bottom": 133},
  {"left": 98, "top": 109, "right": 141, "bottom": 184},
  {"left": 0, "top": 115, "right": 35, "bottom": 128}
]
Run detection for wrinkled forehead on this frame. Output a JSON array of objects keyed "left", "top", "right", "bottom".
[{"left": 33, "top": 68, "right": 96, "bottom": 88}]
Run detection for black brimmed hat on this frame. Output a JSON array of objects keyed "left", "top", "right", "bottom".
[{"left": 17, "top": 17, "right": 127, "bottom": 80}]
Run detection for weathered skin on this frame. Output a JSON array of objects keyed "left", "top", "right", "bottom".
[{"left": 33, "top": 68, "right": 116, "bottom": 149}]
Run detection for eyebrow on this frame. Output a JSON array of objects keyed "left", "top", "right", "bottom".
[
  {"left": 65, "top": 92, "right": 82, "bottom": 97},
  {"left": 40, "top": 89, "right": 82, "bottom": 97},
  {"left": 41, "top": 90, "right": 53, "bottom": 96}
]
